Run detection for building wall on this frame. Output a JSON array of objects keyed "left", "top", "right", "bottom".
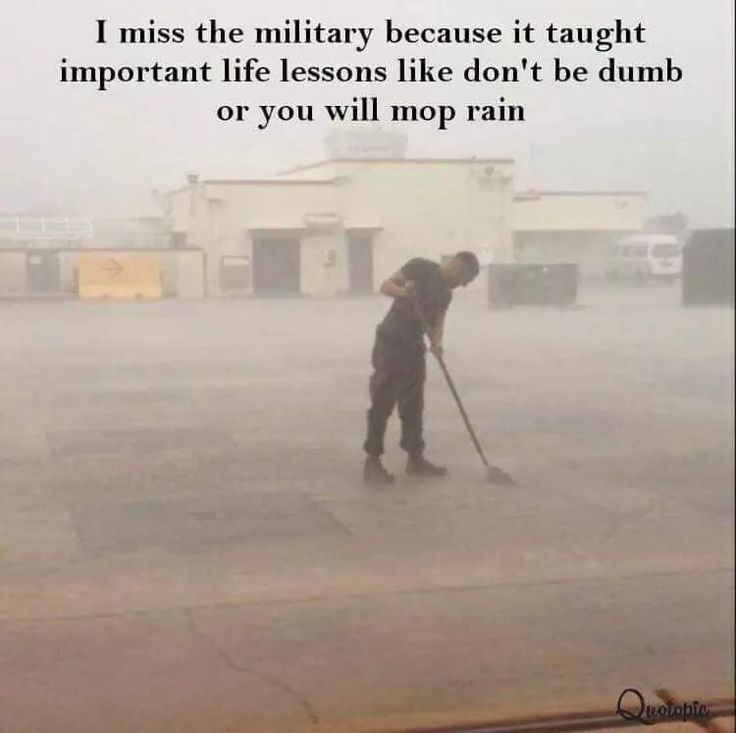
[
  {"left": 280, "top": 159, "right": 516, "bottom": 294},
  {"left": 165, "top": 163, "right": 648, "bottom": 297},
  {"left": 513, "top": 193, "right": 647, "bottom": 277},
  {"left": 168, "top": 181, "right": 339, "bottom": 297},
  {"left": 330, "top": 160, "right": 515, "bottom": 289},
  {"left": 299, "top": 232, "right": 347, "bottom": 297},
  {"left": 0, "top": 252, "right": 26, "bottom": 295},
  {"left": 514, "top": 193, "right": 647, "bottom": 232},
  {"left": 175, "top": 251, "right": 206, "bottom": 298},
  {"left": 0, "top": 249, "right": 204, "bottom": 298},
  {"left": 58, "top": 251, "right": 78, "bottom": 294}
]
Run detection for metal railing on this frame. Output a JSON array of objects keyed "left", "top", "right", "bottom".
[{"left": 0, "top": 216, "right": 94, "bottom": 238}]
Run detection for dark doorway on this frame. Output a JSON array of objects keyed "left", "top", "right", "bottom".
[
  {"left": 348, "top": 232, "right": 374, "bottom": 293},
  {"left": 252, "top": 237, "right": 301, "bottom": 295},
  {"left": 26, "top": 251, "right": 61, "bottom": 294}
]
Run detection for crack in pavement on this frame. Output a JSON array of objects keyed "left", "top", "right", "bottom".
[{"left": 183, "top": 609, "right": 320, "bottom": 725}]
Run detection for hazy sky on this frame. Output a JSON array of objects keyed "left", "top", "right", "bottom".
[{"left": 1, "top": 0, "right": 734, "bottom": 226}]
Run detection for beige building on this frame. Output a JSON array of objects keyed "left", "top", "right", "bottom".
[
  {"left": 513, "top": 189, "right": 649, "bottom": 276},
  {"left": 0, "top": 140, "right": 649, "bottom": 299},
  {"left": 0, "top": 214, "right": 205, "bottom": 298},
  {"left": 163, "top": 156, "right": 648, "bottom": 298}
]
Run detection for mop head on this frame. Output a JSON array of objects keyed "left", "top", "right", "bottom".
[{"left": 486, "top": 464, "right": 518, "bottom": 486}]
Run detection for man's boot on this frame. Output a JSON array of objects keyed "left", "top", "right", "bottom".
[
  {"left": 363, "top": 456, "right": 395, "bottom": 485},
  {"left": 406, "top": 454, "right": 448, "bottom": 477}
]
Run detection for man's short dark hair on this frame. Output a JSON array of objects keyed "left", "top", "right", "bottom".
[{"left": 454, "top": 251, "right": 480, "bottom": 279}]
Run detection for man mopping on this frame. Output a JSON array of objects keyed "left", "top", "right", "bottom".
[{"left": 363, "top": 252, "right": 480, "bottom": 485}]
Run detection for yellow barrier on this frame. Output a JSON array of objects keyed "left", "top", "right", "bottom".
[{"left": 78, "top": 255, "right": 162, "bottom": 299}]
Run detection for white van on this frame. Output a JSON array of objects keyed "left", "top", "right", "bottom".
[{"left": 606, "top": 235, "right": 683, "bottom": 282}]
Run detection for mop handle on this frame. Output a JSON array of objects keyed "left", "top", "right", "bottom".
[{"left": 413, "top": 299, "right": 492, "bottom": 470}]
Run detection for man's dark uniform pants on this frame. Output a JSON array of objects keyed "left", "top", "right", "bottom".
[{"left": 364, "top": 334, "right": 426, "bottom": 458}]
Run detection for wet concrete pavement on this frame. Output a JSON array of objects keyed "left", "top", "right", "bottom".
[{"left": 1, "top": 285, "right": 733, "bottom": 732}]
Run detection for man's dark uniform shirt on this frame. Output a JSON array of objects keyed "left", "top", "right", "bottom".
[
  {"left": 364, "top": 258, "right": 452, "bottom": 458},
  {"left": 377, "top": 258, "right": 453, "bottom": 345}
]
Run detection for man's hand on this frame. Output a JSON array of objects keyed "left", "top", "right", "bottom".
[
  {"left": 379, "top": 273, "right": 416, "bottom": 299},
  {"left": 429, "top": 342, "right": 444, "bottom": 359}
]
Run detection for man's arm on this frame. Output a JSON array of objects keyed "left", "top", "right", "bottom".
[
  {"left": 428, "top": 311, "right": 446, "bottom": 357},
  {"left": 380, "top": 269, "right": 416, "bottom": 299}
]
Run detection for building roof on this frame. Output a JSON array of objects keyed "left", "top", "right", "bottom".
[
  {"left": 514, "top": 190, "right": 648, "bottom": 200},
  {"left": 165, "top": 179, "right": 336, "bottom": 196},
  {"left": 204, "top": 179, "right": 336, "bottom": 186},
  {"left": 280, "top": 157, "right": 515, "bottom": 176}
]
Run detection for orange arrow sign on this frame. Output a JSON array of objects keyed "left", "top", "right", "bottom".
[{"left": 102, "top": 259, "right": 123, "bottom": 279}]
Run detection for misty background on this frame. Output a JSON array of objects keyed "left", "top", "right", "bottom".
[{"left": 1, "top": 0, "right": 734, "bottom": 226}]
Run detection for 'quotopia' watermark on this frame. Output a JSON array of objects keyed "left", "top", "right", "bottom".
[{"left": 616, "top": 688, "right": 711, "bottom": 726}]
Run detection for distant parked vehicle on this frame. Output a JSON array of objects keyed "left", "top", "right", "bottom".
[{"left": 606, "top": 235, "right": 683, "bottom": 283}]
